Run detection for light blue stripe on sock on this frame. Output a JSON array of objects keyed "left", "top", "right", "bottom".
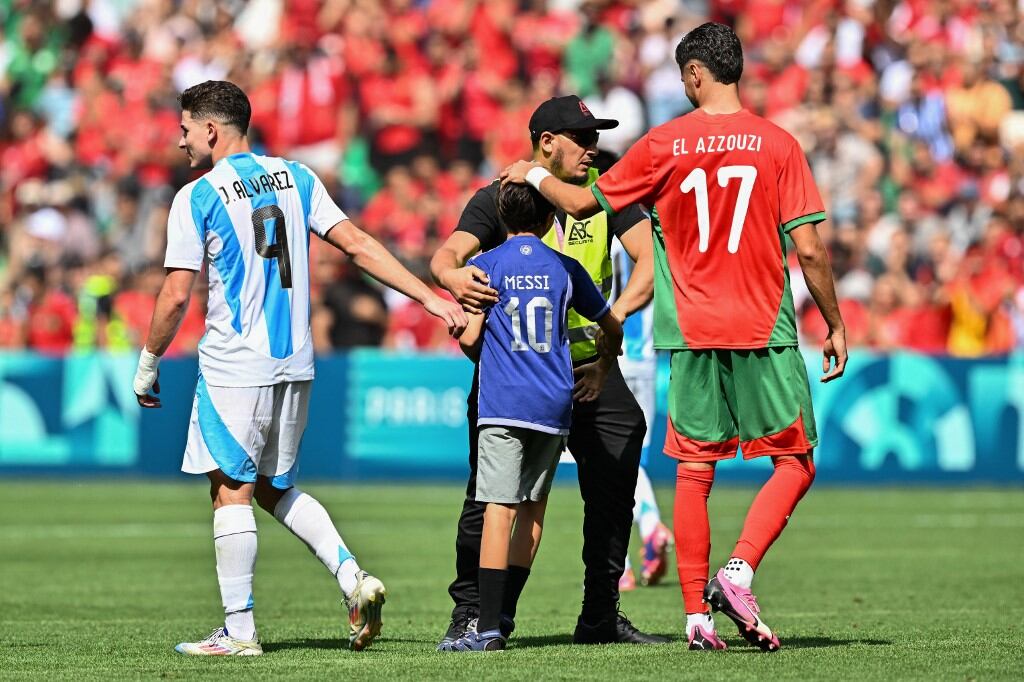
[{"left": 338, "top": 545, "right": 354, "bottom": 565}]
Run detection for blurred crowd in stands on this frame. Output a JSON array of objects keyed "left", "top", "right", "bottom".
[{"left": 0, "top": 0, "right": 1023, "bottom": 356}]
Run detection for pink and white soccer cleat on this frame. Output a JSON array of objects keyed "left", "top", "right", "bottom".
[
  {"left": 687, "top": 623, "right": 728, "bottom": 651},
  {"left": 174, "top": 627, "right": 262, "bottom": 656},
  {"left": 703, "top": 569, "right": 781, "bottom": 651},
  {"left": 640, "top": 523, "right": 673, "bottom": 586}
]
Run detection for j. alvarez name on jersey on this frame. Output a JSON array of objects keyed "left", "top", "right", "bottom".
[
  {"left": 672, "top": 134, "right": 763, "bottom": 156},
  {"left": 215, "top": 170, "right": 296, "bottom": 205}
]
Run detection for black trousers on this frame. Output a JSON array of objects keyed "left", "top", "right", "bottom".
[{"left": 448, "top": 359, "right": 645, "bottom": 621}]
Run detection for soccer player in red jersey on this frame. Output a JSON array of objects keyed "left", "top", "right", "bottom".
[{"left": 503, "top": 22, "right": 847, "bottom": 652}]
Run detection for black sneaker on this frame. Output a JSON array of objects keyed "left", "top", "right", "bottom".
[
  {"left": 573, "top": 611, "right": 670, "bottom": 644},
  {"left": 437, "top": 612, "right": 477, "bottom": 651}
]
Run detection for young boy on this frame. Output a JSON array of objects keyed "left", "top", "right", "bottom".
[{"left": 441, "top": 182, "right": 624, "bottom": 652}]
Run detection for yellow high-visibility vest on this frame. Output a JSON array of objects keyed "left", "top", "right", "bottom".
[{"left": 542, "top": 169, "right": 613, "bottom": 361}]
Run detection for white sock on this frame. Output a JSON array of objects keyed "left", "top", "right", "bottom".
[
  {"left": 686, "top": 612, "right": 714, "bottom": 638},
  {"left": 213, "top": 504, "right": 258, "bottom": 641},
  {"left": 633, "top": 467, "right": 662, "bottom": 539},
  {"left": 723, "top": 557, "right": 754, "bottom": 589},
  {"left": 623, "top": 553, "right": 632, "bottom": 572},
  {"left": 273, "top": 488, "right": 362, "bottom": 597}
]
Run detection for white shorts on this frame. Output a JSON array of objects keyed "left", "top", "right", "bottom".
[
  {"left": 182, "top": 376, "right": 312, "bottom": 489},
  {"left": 620, "top": 359, "right": 656, "bottom": 465}
]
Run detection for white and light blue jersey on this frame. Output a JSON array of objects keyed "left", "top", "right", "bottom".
[
  {"left": 610, "top": 238, "right": 654, "bottom": 365},
  {"left": 164, "top": 152, "right": 347, "bottom": 387}
]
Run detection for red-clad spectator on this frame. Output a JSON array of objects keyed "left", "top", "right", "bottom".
[
  {"left": 360, "top": 167, "right": 433, "bottom": 257},
  {"left": 801, "top": 298, "right": 870, "bottom": 348},
  {"left": 338, "top": 6, "right": 388, "bottom": 79},
  {"left": 114, "top": 99, "right": 180, "bottom": 186},
  {"left": 423, "top": 35, "right": 469, "bottom": 161},
  {"left": 865, "top": 275, "right": 918, "bottom": 350},
  {"left": 107, "top": 32, "right": 165, "bottom": 106},
  {"left": 433, "top": 160, "right": 488, "bottom": 238},
  {"left": 114, "top": 263, "right": 205, "bottom": 358},
  {"left": 485, "top": 81, "right": 535, "bottom": 172},
  {"left": 73, "top": 74, "right": 120, "bottom": 169},
  {"left": 1, "top": 111, "right": 49, "bottom": 193},
  {"left": 469, "top": 0, "right": 519, "bottom": 81},
  {"left": 386, "top": 286, "right": 461, "bottom": 352},
  {"left": 281, "top": 0, "right": 326, "bottom": 47},
  {"left": 751, "top": 39, "right": 809, "bottom": 118},
  {"left": 459, "top": 42, "right": 506, "bottom": 167},
  {"left": 268, "top": 46, "right": 352, "bottom": 174},
  {"left": 512, "top": 0, "right": 577, "bottom": 77},
  {"left": 23, "top": 269, "right": 76, "bottom": 354},
  {"left": 906, "top": 141, "right": 964, "bottom": 212},
  {"left": 387, "top": 0, "right": 430, "bottom": 71},
  {"left": 426, "top": 0, "right": 477, "bottom": 41},
  {"left": 359, "top": 49, "right": 437, "bottom": 171},
  {"left": 734, "top": 0, "right": 811, "bottom": 48}
]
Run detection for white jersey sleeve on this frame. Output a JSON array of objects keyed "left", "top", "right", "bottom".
[
  {"left": 305, "top": 166, "right": 348, "bottom": 238},
  {"left": 164, "top": 182, "right": 204, "bottom": 271}
]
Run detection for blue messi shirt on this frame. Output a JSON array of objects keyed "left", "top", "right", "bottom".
[{"left": 470, "top": 235, "right": 611, "bottom": 435}]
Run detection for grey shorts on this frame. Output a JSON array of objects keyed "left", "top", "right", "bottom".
[{"left": 476, "top": 425, "right": 566, "bottom": 504}]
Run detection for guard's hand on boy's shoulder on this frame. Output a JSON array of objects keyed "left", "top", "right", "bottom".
[
  {"left": 572, "top": 356, "right": 612, "bottom": 403},
  {"left": 441, "top": 265, "right": 498, "bottom": 314}
]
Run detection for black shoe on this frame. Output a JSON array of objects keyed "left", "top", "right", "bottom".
[
  {"left": 437, "top": 612, "right": 477, "bottom": 651},
  {"left": 573, "top": 611, "right": 670, "bottom": 644}
]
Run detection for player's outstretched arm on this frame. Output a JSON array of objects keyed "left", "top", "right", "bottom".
[
  {"left": 789, "top": 223, "right": 847, "bottom": 382},
  {"left": 325, "top": 219, "right": 468, "bottom": 337},
  {"left": 134, "top": 268, "right": 198, "bottom": 408},
  {"left": 611, "top": 218, "right": 654, "bottom": 321},
  {"left": 501, "top": 161, "right": 601, "bottom": 219},
  {"left": 429, "top": 231, "right": 497, "bottom": 314}
]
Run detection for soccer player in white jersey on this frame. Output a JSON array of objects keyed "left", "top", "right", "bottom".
[
  {"left": 132, "top": 81, "right": 466, "bottom": 656},
  {"left": 609, "top": 238, "right": 673, "bottom": 591}
]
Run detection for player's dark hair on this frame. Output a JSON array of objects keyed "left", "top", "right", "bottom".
[
  {"left": 178, "top": 80, "right": 251, "bottom": 135},
  {"left": 674, "top": 22, "right": 743, "bottom": 85},
  {"left": 498, "top": 182, "right": 554, "bottom": 234}
]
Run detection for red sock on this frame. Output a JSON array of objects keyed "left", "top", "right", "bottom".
[
  {"left": 732, "top": 455, "right": 815, "bottom": 570},
  {"left": 673, "top": 465, "right": 716, "bottom": 614}
]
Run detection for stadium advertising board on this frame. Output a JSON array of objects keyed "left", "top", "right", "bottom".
[{"left": 0, "top": 351, "right": 1021, "bottom": 483}]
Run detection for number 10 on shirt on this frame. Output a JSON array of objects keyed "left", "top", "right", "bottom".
[
  {"left": 679, "top": 165, "right": 757, "bottom": 254},
  {"left": 505, "top": 296, "right": 553, "bottom": 353}
]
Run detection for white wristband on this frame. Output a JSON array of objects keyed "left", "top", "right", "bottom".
[
  {"left": 525, "top": 166, "right": 552, "bottom": 191},
  {"left": 133, "top": 347, "right": 161, "bottom": 395}
]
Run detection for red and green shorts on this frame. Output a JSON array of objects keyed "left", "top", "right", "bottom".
[{"left": 664, "top": 347, "right": 817, "bottom": 462}]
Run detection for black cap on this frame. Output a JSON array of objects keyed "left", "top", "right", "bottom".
[{"left": 528, "top": 95, "right": 619, "bottom": 140}]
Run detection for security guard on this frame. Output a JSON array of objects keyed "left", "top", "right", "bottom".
[{"left": 430, "top": 96, "right": 664, "bottom": 646}]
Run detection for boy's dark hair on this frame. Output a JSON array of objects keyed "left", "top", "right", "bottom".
[
  {"left": 178, "top": 80, "right": 251, "bottom": 135},
  {"left": 674, "top": 22, "right": 743, "bottom": 85},
  {"left": 497, "top": 182, "right": 554, "bottom": 233}
]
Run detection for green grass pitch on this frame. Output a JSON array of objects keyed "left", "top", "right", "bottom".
[{"left": 2, "top": 480, "right": 1022, "bottom": 680}]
